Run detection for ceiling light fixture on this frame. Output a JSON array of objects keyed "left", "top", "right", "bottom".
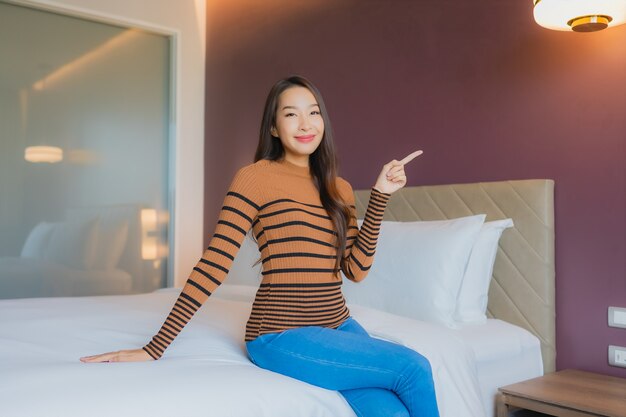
[
  {"left": 24, "top": 145, "right": 63, "bottom": 163},
  {"left": 533, "top": 0, "right": 626, "bottom": 32}
]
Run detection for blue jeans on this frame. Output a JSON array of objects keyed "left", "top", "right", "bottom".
[{"left": 246, "top": 317, "right": 440, "bottom": 417}]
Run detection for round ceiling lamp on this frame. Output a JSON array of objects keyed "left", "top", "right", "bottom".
[
  {"left": 24, "top": 146, "right": 63, "bottom": 163},
  {"left": 533, "top": 0, "right": 626, "bottom": 32}
]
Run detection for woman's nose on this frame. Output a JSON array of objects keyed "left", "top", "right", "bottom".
[{"left": 299, "top": 118, "right": 312, "bottom": 131}]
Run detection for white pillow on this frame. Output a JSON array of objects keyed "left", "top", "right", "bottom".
[
  {"left": 342, "top": 214, "right": 486, "bottom": 328},
  {"left": 92, "top": 220, "right": 129, "bottom": 270},
  {"left": 214, "top": 284, "right": 258, "bottom": 303},
  {"left": 43, "top": 218, "right": 100, "bottom": 270},
  {"left": 223, "top": 231, "right": 262, "bottom": 286},
  {"left": 20, "top": 222, "right": 56, "bottom": 259},
  {"left": 454, "top": 218, "right": 514, "bottom": 324}
]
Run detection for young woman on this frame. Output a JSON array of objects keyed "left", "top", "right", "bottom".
[{"left": 80, "top": 76, "right": 438, "bottom": 417}]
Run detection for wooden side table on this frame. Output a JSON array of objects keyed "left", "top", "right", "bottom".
[{"left": 497, "top": 369, "right": 626, "bottom": 417}]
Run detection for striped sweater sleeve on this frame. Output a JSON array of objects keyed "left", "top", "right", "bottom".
[
  {"left": 143, "top": 166, "right": 261, "bottom": 360},
  {"left": 342, "top": 186, "right": 391, "bottom": 282}
]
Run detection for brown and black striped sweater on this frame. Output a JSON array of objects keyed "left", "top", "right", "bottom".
[{"left": 143, "top": 158, "right": 390, "bottom": 360}]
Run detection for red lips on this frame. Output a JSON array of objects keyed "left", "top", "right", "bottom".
[{"left": 295, "top": 135, "right": 315, "bottom": 143}]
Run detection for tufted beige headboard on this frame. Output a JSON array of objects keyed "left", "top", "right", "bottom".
[{"left": 353, "top": 179, "right": 556, "bottom": 373}]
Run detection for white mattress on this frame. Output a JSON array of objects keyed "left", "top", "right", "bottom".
[{"left": 0, "top": 284, "right": 542, "bottom": 417}]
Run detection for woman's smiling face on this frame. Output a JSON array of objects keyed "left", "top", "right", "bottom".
[{"left": 271, "top": 86, "right": 324, "bottom": 167}]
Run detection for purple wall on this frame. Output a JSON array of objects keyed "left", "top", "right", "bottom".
[{"left": 204, "top": 0, "right": 626, "bottom": 377}]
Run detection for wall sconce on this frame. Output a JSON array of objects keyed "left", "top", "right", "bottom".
[
  {"left": 24, "top": 145, "right": 63, "bottom": 163},
  {"left": 141, "top": 208, "right": 158, "bottom": 261},
  {"left": 533, "top": 0, "right": 626, "bottom": 32}
]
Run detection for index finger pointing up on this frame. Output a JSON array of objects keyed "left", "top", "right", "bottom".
[{"left": 399, "top": 150, "right": 423, "bottom": 165}]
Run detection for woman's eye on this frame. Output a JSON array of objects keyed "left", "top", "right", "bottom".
[
  {"left": 285, "top": 113, "right": 296, "bottom": 117},
  {"left": 311, "top": 110, "right": 321, "bottom": 115}
]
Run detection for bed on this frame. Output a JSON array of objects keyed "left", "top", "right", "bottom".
[
  {"left": 0, "top": 204, "right": 144, "bottom": 299},
  {"left": 0, "top": 179, "right": 555, "bottom": 417},
  {"left": 352, "top": 178, "right": 555, "bottom": 417}
]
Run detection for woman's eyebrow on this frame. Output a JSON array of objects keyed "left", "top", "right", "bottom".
[{"left": 281, "top": 103, "right": 320, "bottom": 110}]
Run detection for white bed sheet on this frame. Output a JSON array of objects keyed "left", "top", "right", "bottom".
[
  {"left": 0, "top": 290, "right": 354, "bottom": 417},
  {"left": 216, "top": 285, "right": 544, "bottom": 417},
  {"left": 0, "top": 286, "right": 488, "bottom": 417},
  {"left": 455, "top": 320, "right": 543, "bottom": 417}
]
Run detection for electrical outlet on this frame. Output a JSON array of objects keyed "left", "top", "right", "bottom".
[
  {"left": 608, "top": 345, "right": 626, "bottom": 368},
  {"left": 608, "top": 307, "right": 626, "bottom": 329}
]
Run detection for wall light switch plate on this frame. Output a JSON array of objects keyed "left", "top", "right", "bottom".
[
  {"left": 608, "top": 345, "right": 626, "bottom": 368},
  {"left": 608, "top": 307, "right": 626, "bottom": 329}
]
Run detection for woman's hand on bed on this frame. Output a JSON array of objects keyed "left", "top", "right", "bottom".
[
  {"left": 80, "top": 348, "right": 154, "bottom": 363},
  {"left": 373, "top": 150, "right": 423, "bottom": 194}
]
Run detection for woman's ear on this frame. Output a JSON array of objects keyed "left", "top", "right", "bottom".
[{"left": 270, "top": 126, "right": 278, "bottom": 137}]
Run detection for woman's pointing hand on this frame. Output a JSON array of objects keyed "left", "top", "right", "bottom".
[{"left": 373, "top": 150, "right": 423, "bottom": 195}]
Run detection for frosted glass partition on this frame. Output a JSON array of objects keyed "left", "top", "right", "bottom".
[{"left": 0, "top": 2, "right": 171, "bottom": 298}]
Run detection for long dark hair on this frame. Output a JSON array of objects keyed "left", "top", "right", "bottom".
[{"left": 254, "top": 75, "right": 352, "bottom": 277}]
